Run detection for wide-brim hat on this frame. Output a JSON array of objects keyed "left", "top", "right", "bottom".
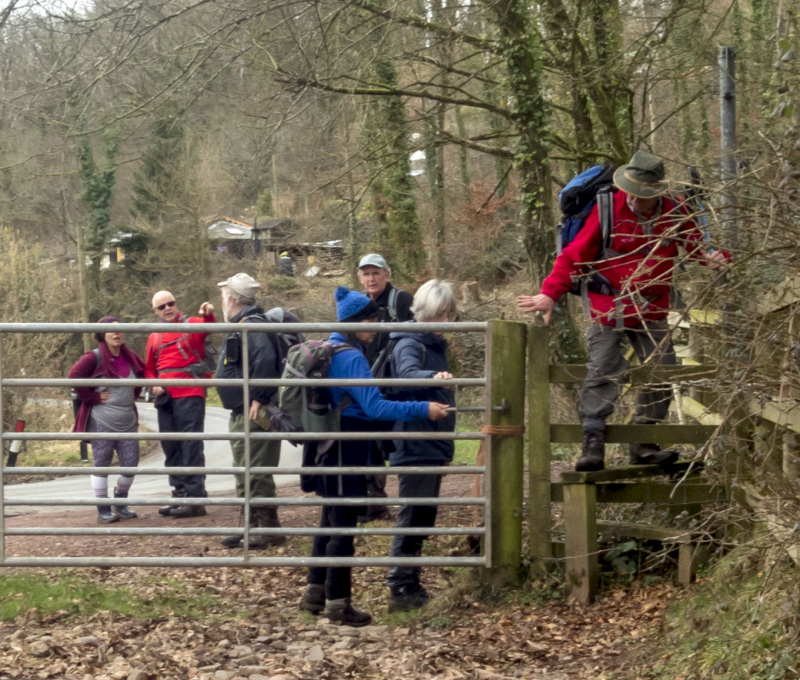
[{"left": 613, "top": 151, "right": 668, "bottom": 199}]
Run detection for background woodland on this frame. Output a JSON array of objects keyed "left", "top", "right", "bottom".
[{"left": 3, "top": 2, "right": 800, "bottom": 675}]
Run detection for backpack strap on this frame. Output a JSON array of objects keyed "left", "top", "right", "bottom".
[
  {"left": 154, "top": 316, "right": 203, "bottom": 375},
  {"left": 386, "top": 287, "right": 399, "bottom": 322},
  {"left": 596, "top": 187, "right": 614, "bottom": 257},
  {"left": 92, "top": 348, "right": 101, "bottom": 371}
]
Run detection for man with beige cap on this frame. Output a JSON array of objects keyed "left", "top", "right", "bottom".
[
  {"left": 518, "top": 151, "right": 729, "bottom": 472},
  {"left": 215, "top": 273, "right": 287, "bottom": 549}
]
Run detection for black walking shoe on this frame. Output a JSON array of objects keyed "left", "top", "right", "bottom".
[
  {"left": 323, "top": 599, "right": 372, "bottom": 627},
  {"left": 388, "top": 584, "right": 430, "bottom": 613},
  {"left": 299, "top": 585, "right": 325, "bottom": 615},
  {"left": 629, "top": 443, "right": 679, "bottom": 467},
  {"left": 575, "top": 429, "right": 606, "bottom": 472},
  {"left": 112, "top": 489, "right": 137, "bottom": 520},
  {"left": 159, "top": 489, "right": 184, "bottom": 516},
  {"left": 220, "top": 534, "right": 244, "bottom": 548},
  {"left": 169, "top": 504, "right": 207, "bottom": 518},
  {"left": 97, "top": 505, "right": 120, "bottom": 524},
  {"left": 357, "top": 504, "right": 391, "bottom": 523},
  {"left": 249, "top": 507, "right": 287, "bottom": 548}
]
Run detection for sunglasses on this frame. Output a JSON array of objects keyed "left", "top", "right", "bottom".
[{"left": 155, "top": 300, "right": 176, "bottom": 311}]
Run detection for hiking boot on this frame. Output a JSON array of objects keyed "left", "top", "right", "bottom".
[
  {"left": 220, "top": 534, "right": 244, "bottom": 548},
  {"left": 159, "top": 489, "right": 184, "bottom": 516},
  {"left": 323, "top": 598, "right": 372, "bottom": 627},
  {"left": 299, "top": 584, "right": 325, "bottom": 615},
  {"left": 357, "top": 504, "right": 391, "bottom": 524},
  {"left": 388, "top": 584, "right": 430, "bottom": 613},
  {"left": 575, "top": 429, "right": 606, "bottom": 472},
  {"left": 169, "top": 504, "right": 207, "bottom": 518},
  {"left": 246, "top": 507, "right": 287, "bottom": 548},
  {"left": 112, "top": 489, "right": 137, "bottom": 520},
  {"left": 629, "top": 443, "right": 679, "bottom": 467},
  {"left": 97, "top": 505, "right": 120, "bottom": 524}
]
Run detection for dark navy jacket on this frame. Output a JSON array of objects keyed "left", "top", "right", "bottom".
[
  {"left": 388, "top": 324, "right": 456, "bottom": 465},
  {"left": 215, "top": 306, "right": 279, "bottom": 414}
]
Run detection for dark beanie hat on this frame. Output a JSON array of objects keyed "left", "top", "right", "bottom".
[
  {"left": 335, "top": 286, "right": 379, "bottom": 323},
  {"left": 94, "top": 316, "right": 119, "bottom": 344}
]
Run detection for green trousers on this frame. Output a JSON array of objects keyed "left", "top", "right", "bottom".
[{"left": 229, "top": 413, "right": 280, "bottom": 500}]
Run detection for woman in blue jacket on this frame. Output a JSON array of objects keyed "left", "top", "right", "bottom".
[
  {"left": 385, "top": 279, "right": 458, "bottom": 612},
  {"left": 299, "top": 286, "right": 449, "bottom": 627}
]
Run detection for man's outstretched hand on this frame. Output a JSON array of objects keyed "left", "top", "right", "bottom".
[{"left": 517, "top": 294, "right": 556, "bottom": 325}]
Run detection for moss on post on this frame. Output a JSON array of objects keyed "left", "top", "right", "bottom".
[{"left": 483, "top": 320, "right": 527, "bottom": 587}]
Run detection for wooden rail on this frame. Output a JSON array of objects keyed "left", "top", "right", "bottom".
[{"left": 526, "top": 325, "right": 728, "bottom": 603}]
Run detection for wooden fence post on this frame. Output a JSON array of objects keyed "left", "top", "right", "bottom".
[
  {"left": 563, "top": 482, "right": 599, "bottom": 603},
  {"left": 484, "top": 320, "right": 527, "bottom": 587},
  {"left": 527, "top": 324, "right": 552, "bottom": 570}
]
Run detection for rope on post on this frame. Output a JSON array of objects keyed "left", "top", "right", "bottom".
[{"left": 471, "top": 424, "right": 526, "bottom": 513}]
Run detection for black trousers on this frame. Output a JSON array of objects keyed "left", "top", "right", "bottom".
[
  {"left": 307, "top": 419, "right": 369, "bottom": 601},
  {"left": 157, "top": 395, "right": 207, "bottom": 498}
]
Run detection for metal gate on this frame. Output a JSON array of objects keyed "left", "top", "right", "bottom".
[{"left": 0, "top": 320, "right": 518, "bottom": 573}]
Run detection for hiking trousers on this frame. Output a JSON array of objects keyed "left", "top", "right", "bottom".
[
  {"left": 228, "top": 413, "right": 279, "bottom": 500},
  {"left": 307, "top": 419, "right": 369, "bottom": 602},
  {"left": 579, "top": 320, "right": 676, "bottom": 432},
  {"left": 387, "top": 468, "right": 442, "bottom": 592},
  {"left": 157, "top": 395, "right": 207, "bottom": 498}
]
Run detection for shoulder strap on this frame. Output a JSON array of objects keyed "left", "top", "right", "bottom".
[
  {"left": 92, "top": 347, "right": 101, "bottom": 371},
  {"left": 387, "top": 287, "right": 399, "bottom": 322},
  {"left": 597, "top": 187, "right": 614, "bottom": 256}
]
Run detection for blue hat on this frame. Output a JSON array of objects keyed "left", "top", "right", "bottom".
[{"left": 335, "top": 286, "right": 379, "bottom": 322}]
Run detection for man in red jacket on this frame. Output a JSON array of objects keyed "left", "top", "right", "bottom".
[
  {"left": 146, "top": 290, "right": 216, "bottom": 517},
  {"left": 518, "top": 151, "right": 728, "bottom": 472}
]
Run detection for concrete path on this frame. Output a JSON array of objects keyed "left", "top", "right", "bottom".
[{"left": 3, "top": 403, "right": 302, "bottom": 515}]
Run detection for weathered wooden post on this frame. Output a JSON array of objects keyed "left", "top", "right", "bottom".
[
  {"left": 563, "top": 479, "right": 598, "bottom": 603},
  {"left": 527, "top": 323, "right": 552, "bottom": 570},
  {"left": 484, "top": 320, "right": 527, "bottom": 587}
]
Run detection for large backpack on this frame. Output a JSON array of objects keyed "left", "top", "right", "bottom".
[
  {"left": 268, "top": 339, "right": 356, "bottom": 446},
  {"left": 556, "top": 164, "right": 616, "bottom": 295},
  {"left": 239, "top": 307, "right": 304, "bottom": 374}
]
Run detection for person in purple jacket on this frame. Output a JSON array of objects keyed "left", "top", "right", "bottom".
[
  {"left": 299, "top": 286, "right": 450, "bottom": 627},
  {"left": 69, "top": 317, "right": 146, "bottom": 524}
]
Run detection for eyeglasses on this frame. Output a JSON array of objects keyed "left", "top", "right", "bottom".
[{"left": 155, "top": 301, "right": 176, "bottom": 311}]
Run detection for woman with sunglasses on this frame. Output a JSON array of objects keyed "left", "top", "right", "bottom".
[{"left": 69, "top": 317, "right": 146, "bottom": 524}]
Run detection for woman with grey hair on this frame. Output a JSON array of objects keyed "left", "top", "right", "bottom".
[{"left": 385, "top": 279, "right": 458, "bottom": 612}]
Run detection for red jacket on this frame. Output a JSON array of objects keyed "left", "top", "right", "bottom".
[
  {"left": 144, "top": 311, "right": 215, "bottom": 399},
  {"left": 542, "top": 191, "right": 724, "bottom": 327}
]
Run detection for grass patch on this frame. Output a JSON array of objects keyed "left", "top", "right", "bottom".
[
  {"left": 0, "top": 571, "right": 221, "bottom": 621},
  {"left": 650, "top": 541, "right": 800, "bottom": 680}
]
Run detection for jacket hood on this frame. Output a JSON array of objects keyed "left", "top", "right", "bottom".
[{"left": 389, "top": 323, "right": 447, "bottom": 350}]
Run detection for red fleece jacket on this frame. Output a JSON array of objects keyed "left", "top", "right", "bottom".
[{"left": 541, "top": 191, "right": 727, "bottom": 327}]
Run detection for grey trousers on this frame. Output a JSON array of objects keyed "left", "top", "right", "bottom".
[
  {"left": 578, "top": 320, "right": 676, "bottom": 432},
  {"left": 387, "top": 470, "right": 442, "bottom": 592}
]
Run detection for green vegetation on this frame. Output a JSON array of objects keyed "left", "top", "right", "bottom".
[
  {"left": 0, "top": 571, "right": 221, "bottom": 621},
  {"left": 650, "top": 540, "right": 800, "bottom": 680}
]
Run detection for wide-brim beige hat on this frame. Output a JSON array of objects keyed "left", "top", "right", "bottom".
[{"left": 613, "top": 150, "right": 669, "bottom": 199}]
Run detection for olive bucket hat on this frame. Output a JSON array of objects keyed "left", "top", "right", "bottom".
[{"left": 613, "top": 151, "right": 669, "bottom": 199}]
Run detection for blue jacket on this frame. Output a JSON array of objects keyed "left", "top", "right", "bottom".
[
  {"left": 388, "top": 325, "right": 455, "bottom": 465},
  {"left": 327, "top": 332, "right": 429, "bottom": 423}
]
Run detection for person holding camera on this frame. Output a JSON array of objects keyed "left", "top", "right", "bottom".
[
  {"left": 145, "top": 290, "right": 215, "bottom": 517},
  {"left": 215, "top": 273, "right": 287, "bottom": 549}
]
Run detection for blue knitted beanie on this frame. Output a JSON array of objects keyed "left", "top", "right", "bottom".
[{"left": 335, "top": 286, "right": 379, "bottom": 322}]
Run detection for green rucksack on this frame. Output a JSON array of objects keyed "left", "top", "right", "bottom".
[{"left": 268, "top": 339, "right": 356, "bottom": 448}]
